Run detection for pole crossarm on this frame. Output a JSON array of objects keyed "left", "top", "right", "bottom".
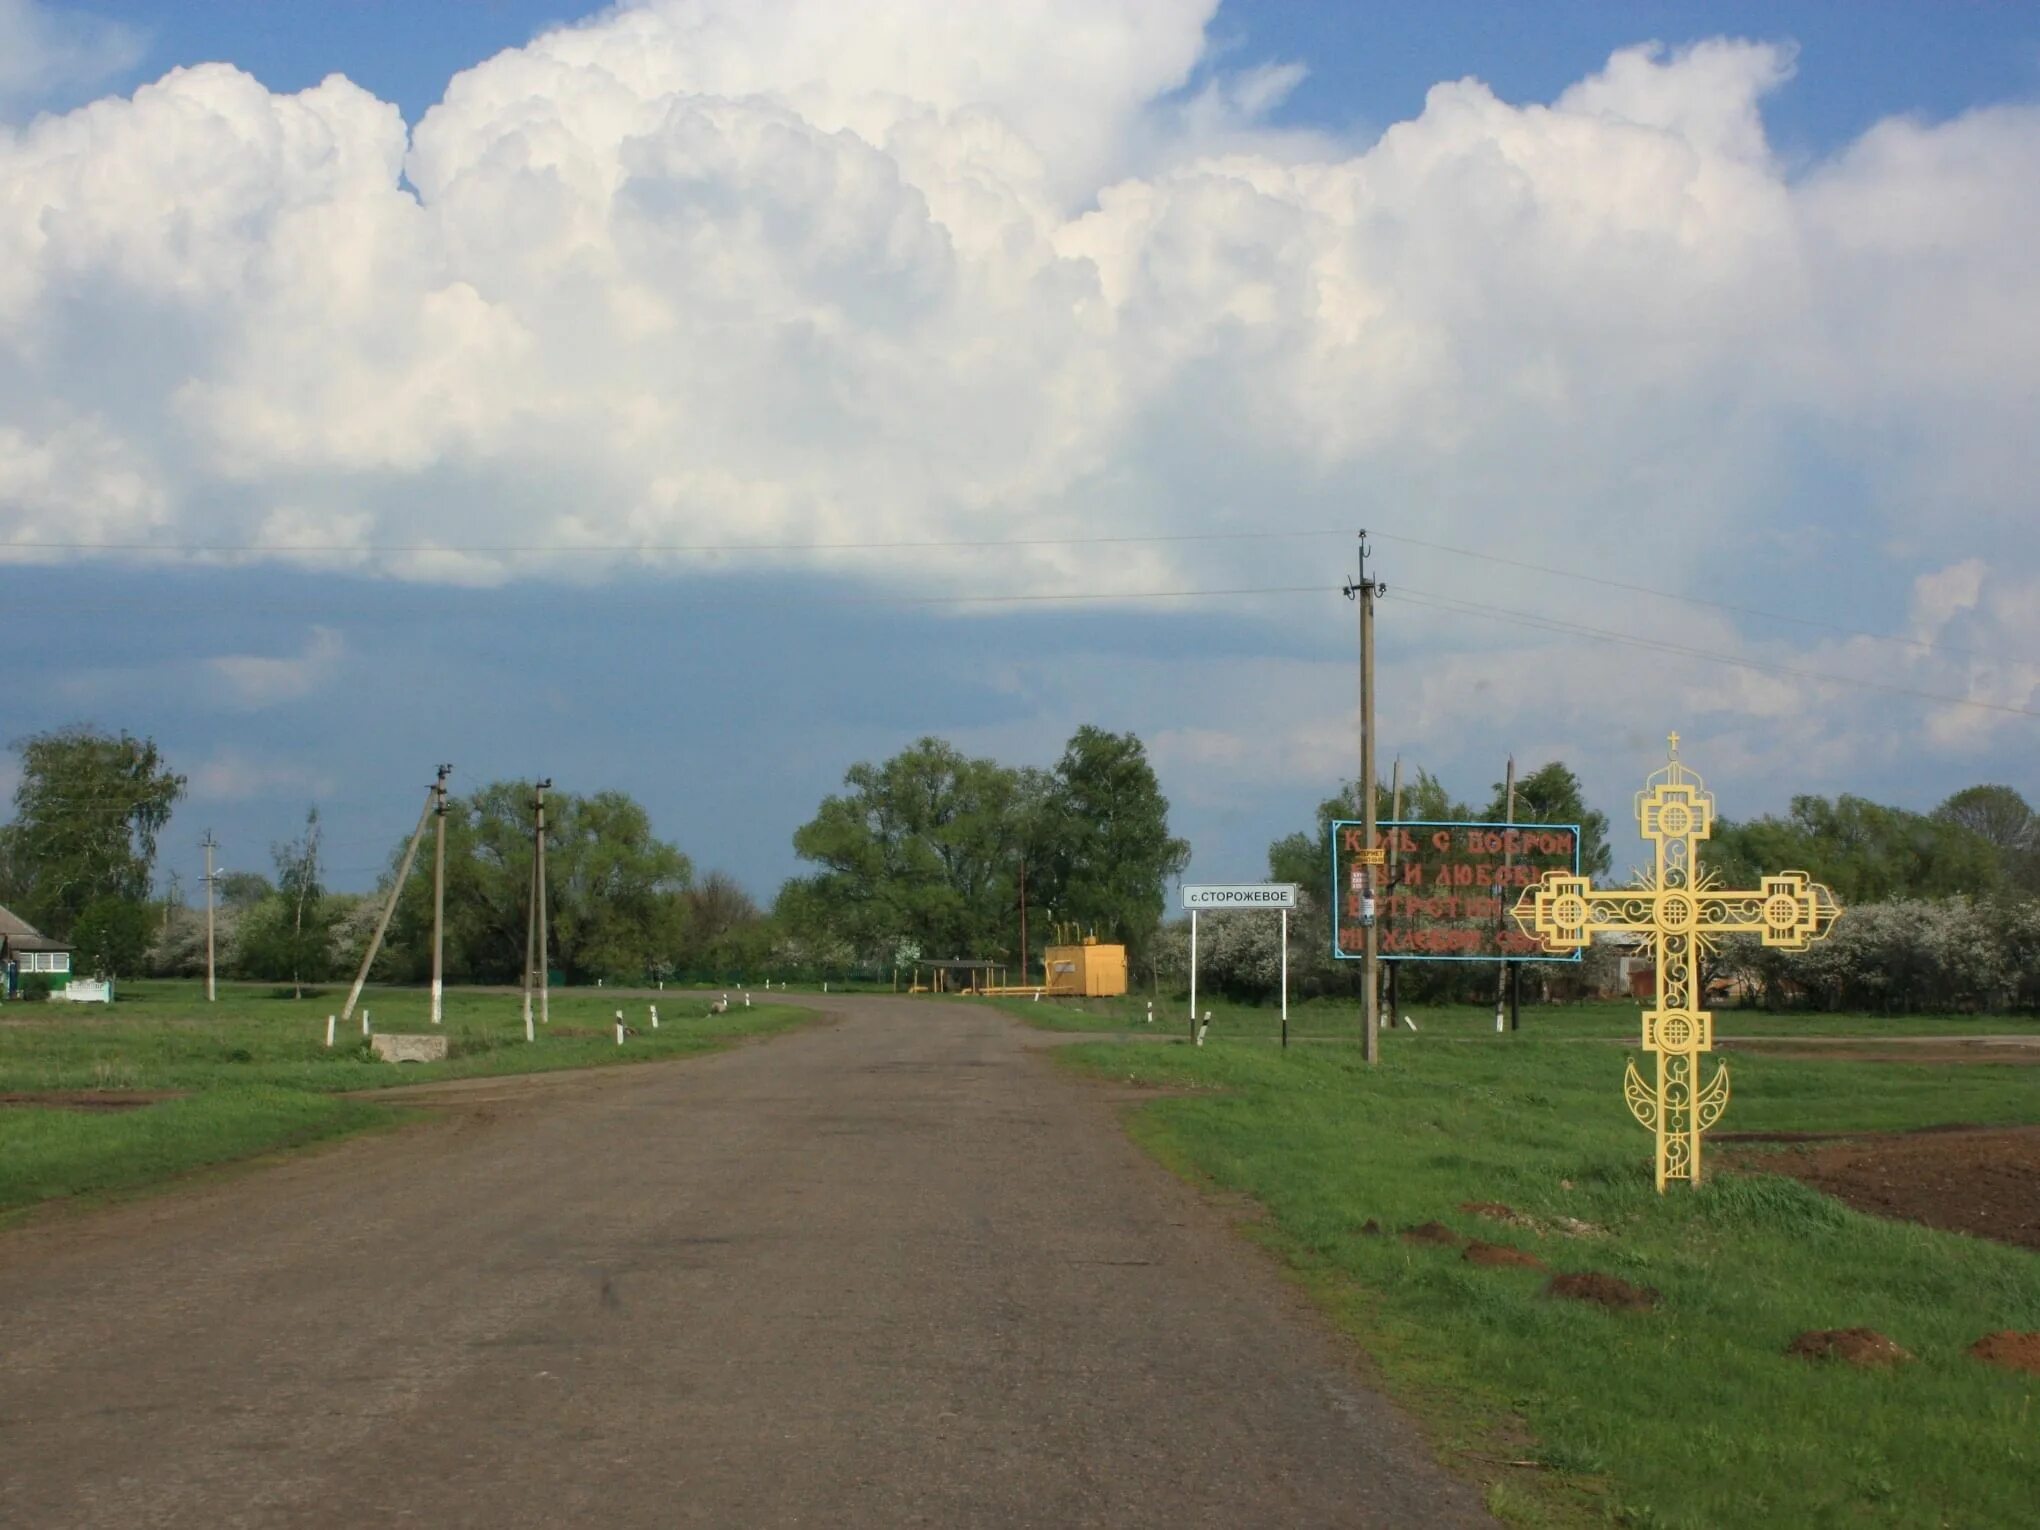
[{"left": 1511, "top": 736, "right": 1840, "bottom": 1190}]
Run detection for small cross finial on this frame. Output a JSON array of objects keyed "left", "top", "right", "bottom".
[{"left": 1667, "top": 731, "right": 1680, "bottom": 760}]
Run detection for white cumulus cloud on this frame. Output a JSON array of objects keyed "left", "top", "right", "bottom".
[{"left": 0, "top": 2, "right": 2034, "bottom": 770}]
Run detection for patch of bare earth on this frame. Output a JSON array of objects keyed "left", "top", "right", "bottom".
[
  {"left": 1545, "top": 1272, "right": 1660, "bottom": 1311},
  {"left": 1463, "top": 1241, "right": 1545, "bottom": 1270},
  {"left": 1968, "top": 1331, "right": 2040, "bottom": 1376},
  {"left": 1400, "top": 1221, "right": 1461, "bottom": 1248},
  {"left": 1786, "top": 1329, "right": 1913, "bottom": 1368},
  {"left": 1722, "top": 1123, "right": 2040, "bottom": 1253}
]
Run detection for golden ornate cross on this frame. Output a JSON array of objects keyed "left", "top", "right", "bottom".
[{"left": 1512, "top": 737, "right": 1841, "bottom": 1190}]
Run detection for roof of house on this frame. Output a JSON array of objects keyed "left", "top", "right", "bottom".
[{"left": 0, "top": 904, "right": 71, "bottom": 953}]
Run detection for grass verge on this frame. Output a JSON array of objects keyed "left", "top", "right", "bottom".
[
  {"left": 0, "top": 981, "right": 813, "bottom": 1215},
  {"left": 1053, "top": 1020, "right": 2040, "bottom": 1527}
]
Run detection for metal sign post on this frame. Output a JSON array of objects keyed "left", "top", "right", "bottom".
[{"left": 1180, "top": 884, "right": 1300, "bottom": 1046}]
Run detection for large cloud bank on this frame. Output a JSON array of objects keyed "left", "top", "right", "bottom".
[{"left": 1, "top": 0, "right": 2036, "bottom": 757}]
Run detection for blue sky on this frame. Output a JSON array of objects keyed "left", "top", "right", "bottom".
[{"left": 2, "top": 0, "right": 2037, "bottom": 906}]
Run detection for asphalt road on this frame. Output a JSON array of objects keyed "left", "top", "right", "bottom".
[{"left": 0, "top": 996, "right": 1491, "bottom": 1528}]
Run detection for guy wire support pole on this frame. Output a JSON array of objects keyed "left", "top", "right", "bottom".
[
  {"left": 341, "top": 780, "right": 438, "bottom": 1024},
  {"left": 1345, "top": 529, "right": 1385, "bottom": 1065},
  {"left": 201, "top": 830, "right": 219, "bottom": 1004},
  {"left": 430, "top": 764, "right": 452, "bottom": 1025},
  {"left": 535, "top": 779, "right": 551, "bottom": 1027}
]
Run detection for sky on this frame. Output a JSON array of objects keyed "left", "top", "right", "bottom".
[{"left": 2, "top": 0, "right": 2037, "bottom": 908}]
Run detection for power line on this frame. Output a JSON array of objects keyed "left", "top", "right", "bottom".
[
  {"left": 0, "top": 528, "right": 1342, "bottom": 556},
  {"left": 5, "top": 519, "right": 2020, "bottom": 666},
  {"left": 1392, "top": 585, "right": 2040, "bottom": 721},
  {"left": 1370, "top": 528, "right": 2002, "bottom": 665}
]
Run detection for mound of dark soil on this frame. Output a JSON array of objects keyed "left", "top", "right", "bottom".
[
  {"left": 1400, "top": 1221, "right": 1461, "bottom": 1248},
  {"left": 1968, "top": 1331, "right": 2040, "bottom": 1376},
  {"left": 1357, "top": 1219, "right": 1384, "bottom": 1237},
  {"left": 1544, "top": 1271, "right": 1660, "bottom": 1311},
  {"left": 1786, "top": 1328, "right": 1913, "bottom": 1368},
  {"left": 1463, "top": 1240, "right": 1545, "bottom": 1270}
]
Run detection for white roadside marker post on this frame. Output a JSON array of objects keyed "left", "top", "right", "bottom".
[
  {"left": 1145, "top": 999, "right": 1153, "bottom": 1025},
  {"left": 362, "top": 1009, "right": 371, "bottom": 1037},
  {"left": 743, "top": 992, "right": 750, "bottom": 1008},
  {"left": 650, "top": 1004, "right": 659, "bottom": 1029},
  {"left": 325, "top": 1014, "right": 336, "bottom": 1048},
  {"left": 1196, "top": 1010, "right": 1210, "bottom": 1047},
  {"left": 615, "top": 1010, "right": 625, "bottom": 1046}
]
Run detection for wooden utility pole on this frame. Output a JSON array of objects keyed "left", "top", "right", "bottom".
[
  {"left": 534, "top": 779, "right": 551, "bottom": 1028},
  {"left": 1495, "top": 756, "right": 1516, "bottom": 1033},
  {"left": 341, "top": 782, "right": 438, "bottom": 1025},
  {"left": 201, "top": 831, "right": 219, "bottom": 1003},
  {"left": 1344, "top": 531, "right": 1385, "bottom": 1065},
  {"left": 430, "top": 764, "right": 452, "bottom": 1025}
]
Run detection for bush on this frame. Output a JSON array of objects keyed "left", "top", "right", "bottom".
[{"left": 14, "top": 973, "right": 55, "bottom": 1002}]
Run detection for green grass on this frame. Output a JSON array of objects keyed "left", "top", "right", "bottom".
[
  {"left": 1045, "top": 1011, "right": 2040, "bottom": 1527},
  {"left": 0, "top": 981, "right": 812, "bottom": 1215}
]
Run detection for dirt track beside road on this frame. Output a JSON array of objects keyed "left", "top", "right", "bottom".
[{"left": 0, "top": 995, "right": 1489, "bottom": 1528}]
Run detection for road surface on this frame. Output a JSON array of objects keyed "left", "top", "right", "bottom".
[{"left": 0, "top": 996, "right": 1490, "bottom": 1527}]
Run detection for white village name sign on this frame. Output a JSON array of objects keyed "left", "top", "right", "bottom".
[{"left": 1180, "top": 884, "right": 1300, "bottom": 1046}]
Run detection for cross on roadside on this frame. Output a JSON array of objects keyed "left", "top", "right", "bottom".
[{"left": 1513, "top": 735, "right": 1840, "bottom": 1190}]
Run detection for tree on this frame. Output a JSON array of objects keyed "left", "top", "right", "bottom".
[
  {"left": 1711, "top": 794, "right": 2003, "bottom": 905},
  {"left": 1039, "top": 727, "right": 1187, "bottom": 966},
  {"left": 790, "top": 737, "right": 1031, "bottom": 961},
  {"left": 239, "top": 808, "right": 335, "bottom": 997},
  {"left": 678, "top": 871, "right": 766, "bottom": 974},
  {"left": 216, "top": 871, "right": 275, "bottom": 909},
  {"left": 1, "top": 726, "right": 186, "bottom": 936},
  {"left": 70, "top": 896, "right": 151, "bottom": 980},
  {"left": 374, "top": 783, "right": 692, "bottom": 985},
  {"left": 1484, "top": 762, "right": 1612, "bottom": 879},
  {"left": 1935, "top": 785, "right": 2038, "bottom": 892}
]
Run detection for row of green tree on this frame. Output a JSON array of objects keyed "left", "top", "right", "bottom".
[
  {"left": 1197, "top": 766, "right": 2038, "bottom": 1010},
  {"left": 1, "top": 723, "right": 1191, "bottom": 991}
]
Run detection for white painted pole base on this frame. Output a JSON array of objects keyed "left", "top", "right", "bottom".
[
  {"left": 1494, "top": 1007, "right": 1504, "bottom": 1033},
  {"left": 431, "top": 978, "right": 443, "bottom": 1025},
  {"left": 325, "top": 1014, "right": 335, "bottom": 1048},
  {"left": 525, "top": 1012, "right": 535, "bottom": 1042}
]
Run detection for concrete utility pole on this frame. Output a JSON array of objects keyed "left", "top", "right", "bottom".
[
  {"left": 534, "top": 779, "right": 551, "bottom": 1028},
  {"left": 1017, "top": 858, "right": 1028, "bottom": 989},
  {"left": 522, "top": 795, "right": 538, "bottom": 1042},
  {"left": 430, "top": 764, "right": 452, "bottom": 1025},
  {"left": 341, "top": 782, "right": 438, "bottom": 1025},
  {"left": 201, "top": 831, "right": 219, "bottom": 1004},
  {"left": 1495, "top": 756, "right": 1516, "bottom": 1033},
  {"left": 1344, "top": 530, "right": 1385, "bottom": 1065},
  {"left": 1387, "top": 758, "right": 1402, "bottom": 1032}
]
